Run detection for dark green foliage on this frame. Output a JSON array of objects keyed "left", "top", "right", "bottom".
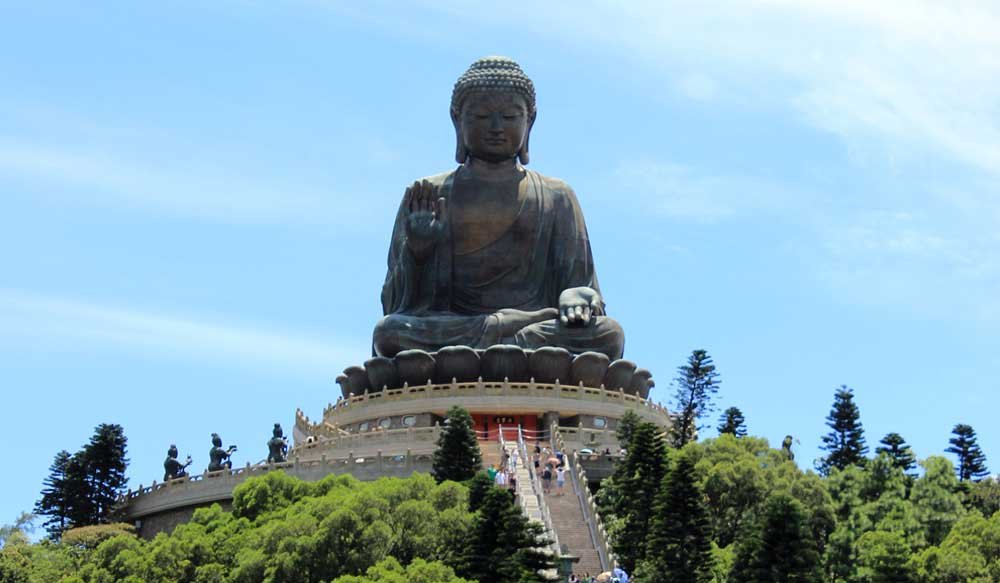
[
  {"left": 967, "top": 477, "right": 1000, "bottom": 518},
  {"left": 817, "top": 385, "right": 868, "bottom": 475},
  {"left": 82, "top": 423, "right": 129, "bottom": 521},
  {"left": 601, "top": 421, "right": 667, "bottom": 573},
  {"left": 464, "top": 486, "right": 554, "bottom": 583},
  {"left": 433, "top": 407, "right": 483, "bottom": 483},
  {"left": 467, "top": 472, "right": 494, "bottom": 513},
  {"left": 35, "top": 424, "right": 129, "bottom": 538},
  {"left": 670, "top": 349, "right": 721, "bottom": 447},
  {"left": 946, "top": 423, "right": 989, "bottom": 482},
  {"left": 731, "top": 493, "right": 823, "bottom": 583},
  {"left": 875, "top": 432, "right": 917, "bottom": 475},
  {"left": 637, "top": 452, "right": 713, "bottom": 583},
  {"left": 616, "top": 410, "right": 641, "bottom": 448},
  {"left": 854, "top": 530, "right": 915, "bottom": 583},
  {"left": 35, "top": 450, "right": 73, "bottom": 540},
  {"left": 717, "top": 406, "right": 747, "bottom": 438}
]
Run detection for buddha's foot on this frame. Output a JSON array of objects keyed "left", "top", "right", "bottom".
[{"left": 495, "top": 308, "right": 559, "bottom": 338}]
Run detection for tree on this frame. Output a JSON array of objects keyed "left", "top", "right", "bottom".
[
  {"left": 670, "top": 349, "right": 721, "bottom": 447},
  {"left": 0, "top": 513, "right": 34, "bottom": 548},
  {"left": 463, "top": 487, "right": 554, "bottom": 583},
  {"left": 854, "top": 530, "right": 915, "bottom": 583},
  {"left": 82, "top": 423, "right": 129, "bottom": 521},
  {"left": 34, "top": 450, "right": 73, "bottom": 539},
  {"left": 616, "top": 410, "right": 641, "bottom": 448},
  {"left": 637, "top": 452, "right": 713, "bottom": 583},
  {"left": 911, "top": 456, "right": 966, "bottom": 546},
  {"left": 602, "top": 421, "right": 667, "bottom": 573},
  {"left": 433, "top": 406, "right": 482, "bottom": 483},
  {"left": 35, "top": 424, "right": 129, "bottom": 536},
  {"left": 731, "top": 494, "right": 823, "bottom": 583},
  {"left": 817, "top": 385, "right": 868, "bottom": 475},
  {"left": 946, "top": 423, "right": 989, "bottom": 482},
  {"left": 875, "top": 432, "right": 917, "bottom": 475},
  {"left": 717, "top": 406, "right": 747, "bottom": 438}
]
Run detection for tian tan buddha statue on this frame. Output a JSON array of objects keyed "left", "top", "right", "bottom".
[{"left": 373, "top": 57, "right": 624, "bottom": 360}]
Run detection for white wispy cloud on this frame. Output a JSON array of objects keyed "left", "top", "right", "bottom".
[
  {"left": 0, "top": 289, "right": 366, "bottom": 376},
  {"left": 0, "top": 137, "right": 380, "bottom": 226},
  {"left": 609, "top": 159, "right": 797, "bottom": 223}
]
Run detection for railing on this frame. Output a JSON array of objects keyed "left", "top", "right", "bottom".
[
  {"left": 501, "top": 424, "right": 561, "bottom": 558},
  {"left": 310, "top": 379, "right": 671, "bottom": 422},
  {"left": 117, "top": 448, "right": 433, "bottom": 505},
  {"left": 552, "top": 423, "right": 616, "bottom": 571}
]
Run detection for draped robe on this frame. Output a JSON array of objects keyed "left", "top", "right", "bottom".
[{"left": 373, "top": 168, "right": 623, "bottom": 358}]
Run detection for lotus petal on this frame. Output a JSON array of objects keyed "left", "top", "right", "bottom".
[
  {"left": 364, "top": 356, "right": 398, "bottom": 391},
  {"left": 604, "top": 360, "right": 637, "bottom": 390},
  {"left": 528, "top": 346, "right": 573, "bottom": 383},
  {"left": 571, "top": 352, "right": 610, "bottom": 387},
  {"left": 434, "top": 345, "right": 480, "bottom": 383},
  {"left": 481, "top": 344, "right": 529, "bottom": 382},
  {"left": 394, "top": 349, "right": 436, "bottom": 386}
]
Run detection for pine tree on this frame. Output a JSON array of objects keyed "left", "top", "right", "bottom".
[
  {"left": 432, "top": 406, "right": 482, "bottom": 483},
  {"left": 606, "top": 421, "right": 667, "bottom": 573},
  {"left": 946, "top": 424, "right": 989, "bottom": 482},
  {"left": 731, "top": 494, "right": 823, "bottom": 583},
  {"left": 717, "top": 406, "right": 747, "bottom": 438},
  {"left": 34, "top": 450, "right": 72, "bottom": 540},
  {"left": 670, "top": 349, "right": 721, "bottom": 447},
  {"left": 817, "top": 385, "right": 868, "bottom": 475},
  {"left": 82, "top": 423, "right": 129, "bottom": 521},
  {"left": 876, "top": 432, "right": 917, "bottom": 475},
  {"left": 617, "top": 410, "right": 641, "bottom": 448},
  {"left": 637, "top": 453, "right": 713, "bottom": 583},
  {"left": 464, "top": 486, "right": 554, "bottom": 583}
]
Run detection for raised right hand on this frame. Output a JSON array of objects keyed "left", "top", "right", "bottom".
[{"left": 403, "top": 179, "right": 447, "bottom": 262}]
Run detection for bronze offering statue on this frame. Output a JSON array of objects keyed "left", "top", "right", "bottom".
[
  {"left": 373, "top": 56, "right": 624, "bottom": 360},
  {"left": 267, "top": 423, "right": 288, "bottom": 464},
  {"left": 208, "top": 433, "right": 237, "bottom": 472},
  {"left": 163, "top": 444, "right": 192, "bottom": 481}
]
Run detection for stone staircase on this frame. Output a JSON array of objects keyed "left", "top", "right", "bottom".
[{"left": 544, "top": 476, "right": 603, "bottom": 577}]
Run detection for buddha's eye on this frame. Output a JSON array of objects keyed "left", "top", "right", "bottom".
[{"left": 503, "top": 114, "right": 520, "bottom": 120}]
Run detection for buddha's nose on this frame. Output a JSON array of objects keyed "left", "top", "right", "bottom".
[{"left": 489, "top": 114, "right": 503, "bottom": 132}]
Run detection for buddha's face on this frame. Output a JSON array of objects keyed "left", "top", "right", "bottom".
[{"left": 457, "top": 92, "right": 531, "bottom": 163}]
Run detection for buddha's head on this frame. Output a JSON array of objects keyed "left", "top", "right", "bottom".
[{"left": 451, "top": 56, "right": 537, "bottom": 165}]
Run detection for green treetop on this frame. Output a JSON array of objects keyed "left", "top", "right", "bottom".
[
  {"left": 432, "top": 406, "right": 482, "bottom": 483},
  {"left": 817, "top": 385, "right": 868, "bottom": 475},
  {"left": 670, "top": 349, "right": 721, "bottom": 448},
  {"left": 946, "top": 423, "right": 989, "bottom": 482},
  {"left": 717, "top": 406, "right": 747, "bottom": 438},
  {"left": 875, "top": 432, "right": 917, "bottom": 475}
]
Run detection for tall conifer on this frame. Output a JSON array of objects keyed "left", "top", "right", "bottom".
[
  {"left": 817, "top": 385, "right": 868, "bottom": 475},
  {"left": 717, "top": 406, "right": 747, "bottom": 438},
  {"left": 432, "top": 406, "right": 482, "bottom": 483},
  {"left": 731, "top": 494, "right": 823, "bottom": 583},
  {"left": 946, "top": 424, "right": 989, "bottom": 482},
  {"left": 638, "top": 453, "right": 713, "bottom": 583},
  {"left": 876, "top": 432, "right": 917, "bottom": 475},
  {"left": 607, "top": 421, "right": 667, "bottom": 573},
  {"left": 83, "top": 423, "right": 129, "bottom": 521},
  {"left": 34, "top": 450, "right": 72, "bottom": 539},
  {"left": 670, "top": 349, "right": 721, "bottom": 447}
]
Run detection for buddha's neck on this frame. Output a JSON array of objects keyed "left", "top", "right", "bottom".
[{"left": 462, "top": 157, "right": 523, "bottom": 183}]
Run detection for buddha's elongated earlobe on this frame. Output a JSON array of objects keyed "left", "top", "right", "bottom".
[
  {"left": 452, "top": 110, "right": 468, "bottom": 164},
  {"left": 518, "top": 114, "right": 536, "bottom": 165}
]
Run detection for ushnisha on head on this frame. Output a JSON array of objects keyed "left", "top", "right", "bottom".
[{"left": 451, "top": 56, "right": 537, "bottom": 165}]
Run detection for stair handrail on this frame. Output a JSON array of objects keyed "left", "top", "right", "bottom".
[
  {"left": 512, "top": 424, "right": 561, "bottom": 556},
  {"left": 551, "top": 423, "right": 617, "bottom": 571}
]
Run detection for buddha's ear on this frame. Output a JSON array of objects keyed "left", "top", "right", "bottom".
[
  {"left": 452, "top": 108, "right": 468, "bottom": 164},
  {"left": 518, "top": 111, "right": 536, "bottom": 165}
]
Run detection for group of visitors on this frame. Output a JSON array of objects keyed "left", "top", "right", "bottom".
[
  {"left": 566, "top": 566, "right": 629, "bottom": 583},
  {"left": 531, "top": 442, "right": 567, "bottom": 496},
  {"left": 486, "top": 449, "right": 519, "bottom": 498}
]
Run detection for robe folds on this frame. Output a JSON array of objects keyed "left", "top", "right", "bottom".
[{"left": 373, "top": 168, "right": 623, "bottom": 359}]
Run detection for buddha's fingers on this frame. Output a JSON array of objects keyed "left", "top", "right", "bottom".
[
  {"left": 581, "top": 305, "right": 591, "bottom": 324},
  {"left": 404, "top": 185, "right": 414, "bottom": 213}
]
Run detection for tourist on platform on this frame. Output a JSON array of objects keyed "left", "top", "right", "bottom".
[
  {"left": 612, "top": 566, "right": 629, "bottom": 583},
  {"left": 487, "top": 464, "right": 498, "bottom": 481},
  {"left": 555, "top": 465, "right": 566, "bottom": 496},
  {"left": 510, "top": 447, "right": 519, "bottom": 469},
  {"left": 508, "top": 471, "right": 518, "bottom": 495},
  {"left": 568, "top": 574, "right": 579, "bottom": 583},
  {"left": 555, "top": 449, "right": 565, "bottom": 466},
  {"left": 495, "top": 468, "right": 508, "bottom": 488}
]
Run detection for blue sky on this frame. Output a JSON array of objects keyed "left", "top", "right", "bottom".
[{"left": 3, "top": 1, "right": 1000, "bottom": 527}]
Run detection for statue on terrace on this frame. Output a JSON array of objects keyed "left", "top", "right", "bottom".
[
  {"left": 267, "top": 423, "right": 288, "bottom": 464},
  {"left": 373, "top": 56, "right": 624, "bottom": 360},
  {"left": 163, "top": 444, "right": 192, "bottom": 481},
  {"left": 208, "top": 433, "right": 237, "bottom": 472}
]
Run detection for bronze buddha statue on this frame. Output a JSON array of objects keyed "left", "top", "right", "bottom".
[{"left": 373, "top": 56, "right": 624, "bottom": 360}]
